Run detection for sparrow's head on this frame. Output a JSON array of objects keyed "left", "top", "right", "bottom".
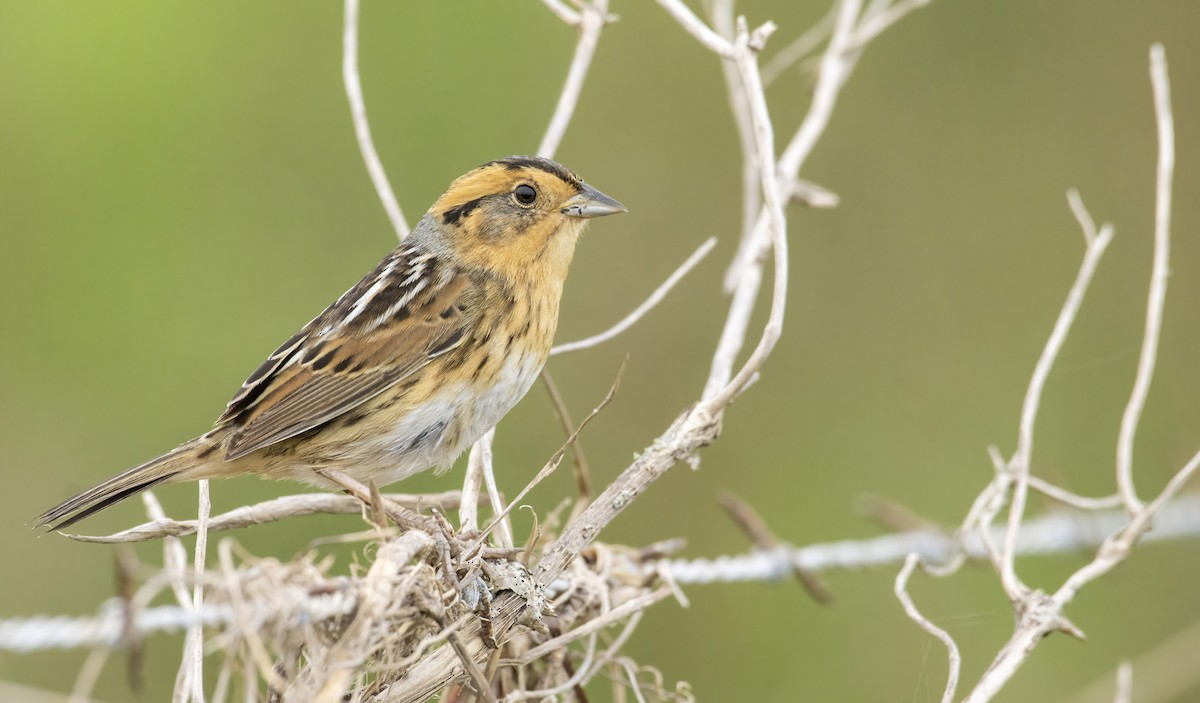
[{"left": 420, "top": 156, "right": 625, "bottom": 281}]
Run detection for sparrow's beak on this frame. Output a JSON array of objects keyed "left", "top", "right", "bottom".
[{"left": 561, "top": 184, "right": 627, "bottom": 219}]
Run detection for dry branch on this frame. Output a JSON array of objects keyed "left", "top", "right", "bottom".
[
  {"left": 895, "top": 43, "right": 1198, "bottom": 703},
  {"left": 9, "top": 495, "right": 1200, "bottom": 653}
]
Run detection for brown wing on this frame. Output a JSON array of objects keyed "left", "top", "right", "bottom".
[{"left": 218, "top": 247, "right": 472, "bottom": 461}]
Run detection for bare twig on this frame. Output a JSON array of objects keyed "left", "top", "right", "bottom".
[
  {"left": 540, "top": 368, "right": 593, "bottom": 500},
  {"left": 1114, "top": 661, "right": 1133, "bottom": 703},
  {"left": 141, "top": 492, "right": 192, "bottom": 615},
  {"left": 538, "top": 1, "right": 609, "bottom": 159},
  {"left": 539, "top": 0, "right": 582, "bottom": 26},
  {"left": 704, "top": 18, "right": 787, "bottom": 410},
  {"left": 474, "top": 429, "right": 513, "bottom": 549},
  {"left": 1000, "top": 214, "right": 1114, "bottom": 598},
  {"left": 711, "top": 0, "right": 762, "bottom": 291},
  {"left": 447, "top": 632, "right": 497, "bottom": 703},
  {"left": 895, "top": 554, "right": 959, "bottom": 703},
  {"left": 967, "top": 473, "right": 1199, "bottom": 703},
  {"left": 69, "top": 648, "right": 109, "bottom": 703},
  {"left": 297, "top": 531, "right": 433, "bottom": 701},
  {"left": 473, "top": 361, "right": 624, "bottom": 549},
  {"left": 708, "top": 0, "right": 865, "bottom": 396},
  {"left": 777, "top": 0, "right": 864, "bottom": 186},
  {"left": 185, "top": 480, "right": 211, "bottom": 703},
  {"left": 850, "top": 0, "right": 933, "bottom": 50},
  {"left": 66, "top": 492, "right": 469, "bottom": 544},
  {"left": 461, "top": 445, "right": 486, "bottom": 535},
  {"left": 952, "top": 44, "right": 1192, "bottom": 703},
  {"left": 653, "top": 0, "right": 735, "bottom": 57},
  {"left": 343, "top": 0, "right": 408, "bottom": 240},
  {"left": 1116, "top": 43, "right": 1174, "bottom": 513},
  {"left": 510, "top": 588, "right": 671, "bottom": 664},
  {"left": 760, "top": 1, "right": 837, "bottom": 86},
  {"left": 718, "top": 493, "right": 832, "bottom": 603},
  {"left": 1027, "top": 476, "right": 1123, "bottom": 511},
  {"left": 550, "top": 237, "right": 717, "bottom": 355}
]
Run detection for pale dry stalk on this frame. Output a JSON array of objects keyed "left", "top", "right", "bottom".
[{"left": 895, "top": 43, "right": 1197, "bottom": 703}]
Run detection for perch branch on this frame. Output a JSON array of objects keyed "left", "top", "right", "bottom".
[
  {"left": 65, "top": 492, "right": 470, "bottom": 544},
  {"left": 7, "top": 496, "right": 1200, "bottom": 653}
]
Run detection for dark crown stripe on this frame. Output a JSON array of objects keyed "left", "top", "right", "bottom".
[{"left": 488, "top": 156, "right": 580, "bottom": 188}]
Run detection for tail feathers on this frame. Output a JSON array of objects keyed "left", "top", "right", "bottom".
[{"left": 35, "top": 438, "right": 211, "bottom": 532}]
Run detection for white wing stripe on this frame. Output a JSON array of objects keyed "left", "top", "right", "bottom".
[{"left": 343, "top": 257, "right": 398, "bottom": 325}]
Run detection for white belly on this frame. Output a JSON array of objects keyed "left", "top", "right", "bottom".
[{"left": 366, "top": 351, "right": 545, "bottom": 485}]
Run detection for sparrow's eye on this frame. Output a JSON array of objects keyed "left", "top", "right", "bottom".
[{"left": 513, "top": 184, "right": 537, "bottom": 206}]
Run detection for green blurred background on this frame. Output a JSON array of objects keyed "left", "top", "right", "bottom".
[{"left": 2, "top": 1, "right": 1199, "bottom": 700}]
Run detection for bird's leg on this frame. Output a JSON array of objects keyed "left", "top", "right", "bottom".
[
  {"left": 316, "top": 468, "right": 434, "bottom": 530},
  {"left": 429, "top": 507, "right": 463, "bottom": 592}
]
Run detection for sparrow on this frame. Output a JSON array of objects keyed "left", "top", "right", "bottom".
[{"left": 36, "top": 156, "right": 625, "bottom": 531}]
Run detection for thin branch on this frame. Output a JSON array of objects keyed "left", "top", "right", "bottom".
[
  {"left": 343, "top": 0, "right": 408, "bottom": 240},
  {"left": 461, "top": 443, "right": 486, "bottom": 534},
  {"left": 69, "top": 648, "right": 109, "bottom": 703},
  {"left": 475, "top": 429, "right": 513, "bottom": 549},
  {"left": 1116, "top": 43, "right": 1174, "bottom": 513},
  {"left": 849, "top": 0, "right": 933, "bottom": 50},
  {"left": 895, "top": 554, "right": 960, "bottom": 703},
  {"left": 550, "top": 237, "right": 717, "bottom": 355},
  {"left": 186, "top": 480, "right": 211, "bottom": 703},
  {"left": 540, "top": 368, "right": 593, "bottom": 500},
  {"left": 777, "top": 0, "right": 863, "bottom": 181},
  {"left": 473, "top": 362, "right": 623, "bottom": 550},
  {"left": 704, "top": 18, "right": 788, "bottom": 409},
  {"left": 965, "top": 450, "right": 1200, "bottom": 701},
  {"left": 1067, "top": 188, "right": 1098, "bottom": 243},
  {"left": 1055, "top": 449, "right": 1200, "bottom": 605},
  {"left": 300, "top": 531, "right": 433, "bottom": 700},
  {"left": 1114, "top": 661, "right": 1133, "bottom": 703},
  {"left": 1027, "top": 476, "right": 1123, "bottom": 511},
  {"left": 65, "top": 492, "right": 469, "bottom": 544},
  {"left": 492, "top": 632, "right": 597, "bottom": 702},
  {"left": 510, "top": 588, "right": 671, "bottom": 664},
  {"left": 447, "top": 632, "right": 497, "bottom": 703},
  {"left": 711, "top": 0, "right": 762, "bottom": 292},
  {"left": 142, "top": 492, "right": 192, "bottom": 613},
  {"left": 760, "top": 1, "right": 838, "bottom": 86},
  {"left": 653, "top": 0, "right": 735, "bottom": 58},
  {"left": 709, "top": 0, "right": 866, "bottom": 394},
  {"left": 143, "top": 491, "right": 196, "bottom": 703},
  {"left": 538, "top": 1, "right": 608, "bottom": 159},
  {"left": 539, "top": 0, "right": 582, "bottom": 26},
  {"left": 1000, "top": 218, "right": 1114, "bottom": 597},
  {"left": 960, "top": 45, "right": 1187, "bottom": 702},
  {"left": 718, "top": 492, "right": 832, "bottom": 603}
]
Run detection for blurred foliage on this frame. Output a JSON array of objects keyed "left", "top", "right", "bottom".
[{"left": 2, "top": 1, "right": 1200, "bottom": 701}]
